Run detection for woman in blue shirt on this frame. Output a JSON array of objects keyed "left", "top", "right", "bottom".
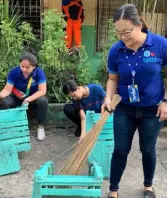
[
  {"left": 0, "top": 52, "right": 48, "bottom": 141},
  {"left": 102, "top": 4, "right": 167, "bottom": 198},
  {"left": 63, "top": 79, "right": 106, "bottom": 143}
]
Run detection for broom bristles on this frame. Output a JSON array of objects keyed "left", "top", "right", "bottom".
[{"left": 59, "top": 94, "right": 122, "bottom": 175}]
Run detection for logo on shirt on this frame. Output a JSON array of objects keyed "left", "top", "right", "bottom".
[
  {"left": 143, "top": 51, "right": 157, "bottom": 63},
  {"left": 32, "top": 79, "right": 37, "bottom": 86},
  {"left": 144, "top": 51, "right": 150, "bottom": 57}
]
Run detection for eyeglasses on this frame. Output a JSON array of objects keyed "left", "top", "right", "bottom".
[{"left": 116, "top": 28, "right": 134, "bottom": 38}]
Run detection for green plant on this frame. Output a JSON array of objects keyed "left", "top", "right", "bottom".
[
  {"left": 96, "top": 19, "right": 118, "bottom": 87},
  {"left": 0, "top": 2, "right": 37, "bottom": 89},
  {"left": 39, "top": 9, "right": 92, "bottom": 102}
]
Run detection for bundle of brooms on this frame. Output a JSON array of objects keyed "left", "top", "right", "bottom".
[{"left": 59, "top": 94, "right": 122, "bottom": 175}]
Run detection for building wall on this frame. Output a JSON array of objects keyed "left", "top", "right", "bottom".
[{"left": 44, "top": 0, "right": 62, "bottom": 11}]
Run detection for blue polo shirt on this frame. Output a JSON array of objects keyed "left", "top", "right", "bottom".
[
  {"left": 7, "top": 66, "right": 46, "bottom": 96},
  {"left": 108, "top": 30, "right": 167, "bottom": 107},
  {"left": 73, "top": 84, "right": 106, "bottom": 113}
]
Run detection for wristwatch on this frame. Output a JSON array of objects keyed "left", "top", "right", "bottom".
[{"left": 162, "top": 99, "right": 167, "bottom": 103}]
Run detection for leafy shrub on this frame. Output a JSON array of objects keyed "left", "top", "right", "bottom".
[
  {"left": 97, "top": 19, "right": 118, "bottom": 87},
  {"left": 39, "top": 10, "right": 92, "bottom": 102}
]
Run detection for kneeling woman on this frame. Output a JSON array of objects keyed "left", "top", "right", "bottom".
[
  {"left": 63, "top": 80, "right": 106, "bottom": 142},
  {"left": 0, "top": 52, "right": 48, "bottom": 141}
]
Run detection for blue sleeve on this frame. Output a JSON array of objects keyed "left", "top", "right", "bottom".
[
  {"left": 72, "top": 100, "right": 85, "bottom": 111},
  {"left": 107, "top": 44, "right": 119, "bottom": 74},
  {"left": 162, "top": 37, "right": 167, "bottom": 66},
  {"left": 7, "top": 69, "right": 16, "bottom": 85},
  {"left": 36, "top": 68, "right": 46, "bottom": 84}
]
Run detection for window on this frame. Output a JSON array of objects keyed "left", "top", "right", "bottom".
[
  {"left": 9, "top": 0, "right": 43, "bottom": 39},
  {"left": 96, "top": 0, "right": 126, "bottom": 51}
]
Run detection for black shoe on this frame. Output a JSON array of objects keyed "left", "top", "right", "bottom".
[
  {"left": 74, "top": 127, "right": 81, "bottom": 137},
  {"left": 144, "top": 190, "right": 156, "bottom": 198}
]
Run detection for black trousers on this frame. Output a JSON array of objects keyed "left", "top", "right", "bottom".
[
  {"left": 0, "top": 95, "right": 48, "bottom": 125},
  {"left": 63, "top": 103, "right": 81, "bottom": 136}
]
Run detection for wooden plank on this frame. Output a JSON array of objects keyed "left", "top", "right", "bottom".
[
  {"left": 0, "top": 106, "right": 27, "bottom": 114},
  {"left": 16, "top": 143, "right": 31, "bottom": 152},
  {"left": 91, "top": 162, "right": 103, "bottom": 179},
  {"left": 0, "top": 110, "right": 27, "bottom": 123},
  {"left": 0, "top": 130, "right": 29, "bottom": 141},
  {"left": 41, "top": 188, "right": 102, "bottom": 197},
  {"left": 2, "top": 137, "right": 30, "bottom": 145},
  {"left": 0, "top": 120, "right": 28, "bottom": 129},
  {"left": 40, "top": 175, "right": 102, "bottom": 186},
  {"left": 98, "top": 134, "right": 114, "bottom": 140},
  {"left": 0, "top": 126, "right": 29, "bottom": 135},
  {"left": 92, "top": 114, "right": 113, "bottom": 122},
  {"left": 0, "top": 142, "right": 20, "bottom": 176},
  {"left": 97, "top": 141, "right": 114, "bottom": 146},
  {"left": 37, "top": 161, "right": 54, "bottom": 176}
]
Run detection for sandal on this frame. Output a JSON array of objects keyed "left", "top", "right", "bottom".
[{"left": 144, "top": 189, "right": 156, "bottom": 198}]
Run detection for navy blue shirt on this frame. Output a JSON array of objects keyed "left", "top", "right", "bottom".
[
  {"left": 73, "top": 84, "right": 106, "bottom": 113},
  {"left": 7, "top": 66, "right": 46, "bottom": 96},
  {"left": 62, "top": 0, "right": 72, "bottom": 5},
  {"left": 108, "top": 30, "right": 167, "bottom": 107}
]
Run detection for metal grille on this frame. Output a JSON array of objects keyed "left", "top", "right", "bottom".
[
  {"left": 9, "top": 0, "right": 42, "bottom": 39},
  {"left": 96, "top": 0, "right": 126, "bottom": 51},
  {"left": 96, "top": 0, "right": 167, "bottom": 51}
]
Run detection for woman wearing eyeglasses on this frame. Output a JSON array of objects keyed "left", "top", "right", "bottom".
[
  {"left": 0, "top": 52, "right": 48, "bottom": 141},
  {"left": 102, "top": 4, "right": 167, "bottom": 198}
]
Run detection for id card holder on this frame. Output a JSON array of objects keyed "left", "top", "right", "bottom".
[{"left": 128, "top": 85, "right": 140, "bottom": 103}]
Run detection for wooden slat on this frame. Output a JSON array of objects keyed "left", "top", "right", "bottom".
[
  {"left": 41, "top": 188, "right": 102, "bottom": 197},
  {"left": 100, "top": 128, "right": 114, "bottom": 134},
  {"left": 98, "top": 134, "right": 114, "bottom": 140},
  {"left": 36, "top": 161, "right": 54, "bottom": 177},
  {"left": 0, "top": 106, "right": 27, "bottom": 113},
  {"left": 40, "top": 175, "right": 102, "bottom": 186},
  {"left": 91, "top": 161, "right": 103, "bottom": 179},
  {"left": 3, "top": 137, "right": 30, "bottom": 145},
  {"left": 0, "top": 130, "right": 29, "bottom": 141},
  {"left": 16, "top": 143, "right": 31, "bottom": 152},
  {"left": 0, "top": 110, "right": 27, "bottom": 123},
  {"left": 97, "top": 141, "right": 114, "bottom": 146},
  {"left": 0, "top": 126, "right": 29, "bottom": 134},
  {"left": 92, "top": 114, "right": 113, "bottom": 122},
  {"left": 0, "top": 120, "right": 28, "bottom": 129}
]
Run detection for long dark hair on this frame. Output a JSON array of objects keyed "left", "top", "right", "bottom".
[{"left": 113, "top": 4, "right": 148, "bottom": 32}]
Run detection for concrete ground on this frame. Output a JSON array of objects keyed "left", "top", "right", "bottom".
[{"left": 0, "top": 121, "right": 167, "bottom": 198}]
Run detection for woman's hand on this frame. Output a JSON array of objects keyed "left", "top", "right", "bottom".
[
  {"left": 156, "top": 102, "right": 167, "bottom": 121},
  {"left": 101, "top": 97, "right": 111, "bottom": 113},
  {"left": 78, "top": 131, "right": 87, "bottom": 144},
  {"left": 22, "top": 98, "right": 30, "bottom": 105}
]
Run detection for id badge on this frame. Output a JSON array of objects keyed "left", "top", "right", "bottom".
[{"left": 128, "top": 85, "right": 140, "bottom": 103}]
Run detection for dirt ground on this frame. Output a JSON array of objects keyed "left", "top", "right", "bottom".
[{"left": 0, "top": 121, "right": 167, "bottom": 198}]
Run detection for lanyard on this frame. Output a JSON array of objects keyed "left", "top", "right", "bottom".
[
  {"left": 126, "top": 52, "right": 136, "bottom": 86},
  {"left": 130, "top": 66, "right": 136, "bottom": 86},
  {"left": 25, "top": 77, "right": 33, "bottom": 96}
]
